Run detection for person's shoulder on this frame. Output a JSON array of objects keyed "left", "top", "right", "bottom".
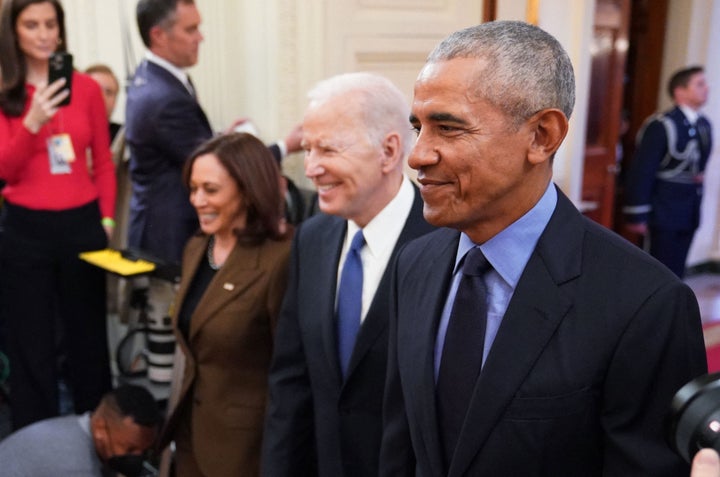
[
  {"left": 296, "top": 212, "right": 342, "bottom": 238},
  {"left": 184, "top": 233, "right": 208, "bottom": 253},
  {"left": 580, "top": 214, "right": 679, "bottom": 283},
  {"left": 0, "top": 414, "right": 83, "bottom": 449},
  {"left": 0, "top": 414, "right": 100, "bottom": 477},
  {"left": 69, "top": 71, "right": 103, "bottom": 99},
  {"left": 70, "top": 71, "right": 95, "bottom": 87},
  {"left": 636, "top": 112, "right": 670, "bottom": 142},
  {"left": 262, "top": 230, "right": 294, "bottom": 255},
  {"left": 126, "top": 63, "right": 175, "bottom": 99},
  {"left": 661, "top": 106, "right": 688, "bottom": 124}
]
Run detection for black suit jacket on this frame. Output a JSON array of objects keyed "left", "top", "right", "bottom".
[
  {"left": 263, "top": 185, "right": 434, "bottom": 477},
  {"left": 380, "top": 187, "right": 707, "bottom": 477}
]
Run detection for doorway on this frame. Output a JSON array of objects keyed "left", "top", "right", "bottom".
[{"left": 581, "top": 0, "right": 669, "bottom": 237}]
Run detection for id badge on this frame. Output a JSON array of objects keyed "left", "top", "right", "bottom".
[{"left": 47, "top": 133, "right": 75, "bottom": 174}]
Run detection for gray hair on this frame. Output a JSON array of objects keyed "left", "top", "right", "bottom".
[
  {"left": 307, "top": 72, "right": 413, "bottom": 161},
  {"left": 428, "top": 21, "right": 575, "bottom": 125}
]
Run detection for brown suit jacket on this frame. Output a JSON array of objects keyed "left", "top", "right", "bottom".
[{"left": 162, "top": 232, "right": 292, "bottom": 476}]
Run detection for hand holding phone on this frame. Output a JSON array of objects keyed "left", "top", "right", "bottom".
[{"left": 48, "top": 52, "right": 73, "bottom": 106}]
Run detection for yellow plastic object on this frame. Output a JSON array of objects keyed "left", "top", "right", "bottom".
[{"left": 79, "top": 248, "right": 156, "bottom": 276}]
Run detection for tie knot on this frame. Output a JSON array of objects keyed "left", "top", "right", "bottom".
[
  {"left": 462, "top": 247, "right": 490, "bottom": 277},
  {"left": 349, "top": 230, "right": 365, "bottom": 253}
]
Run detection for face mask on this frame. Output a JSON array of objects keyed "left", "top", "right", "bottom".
[
  {"left": 102, "top": 417, "right": 150, "bottom": 477},
  {"left": 106, "top": 453, "right": 146, "bottom": 477}
]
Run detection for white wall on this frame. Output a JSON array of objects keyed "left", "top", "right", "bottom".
[{"left": 680, "top": 0, "right": 720, "bottom": 266}]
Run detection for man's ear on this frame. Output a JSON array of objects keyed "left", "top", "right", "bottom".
[
  {"left": 527, "top": 108, "right": 568, "bottom": 165},
  {"left": 149, "top": 25, "right": 166, "bottom": 50},
  {"left": 90, "top": 414, "right": 111, "bottom": 459},
  {"left": 380, "top": 132, "right": 403, "bottom": 173}
]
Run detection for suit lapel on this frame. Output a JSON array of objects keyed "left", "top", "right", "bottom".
[
  {"left": 146, "top": 61, "right": 212, "bottom": 131},
  {"left": 345, "top": 187, "right": 430, "bottom": 379},
  {"left": 449, "top": 190, "right": 583, "bottom": 476},
  {"left": 314, "top": 218, "right": 347, "bottom": 381},
  {"left": 188, "top": 240, "right": 263, "bottom": 341},
  {"left": 402, "top": 228, "right": 459, "bottom": 476},
  {"left": 147, "top": 61, "right": 194, "bottom": 98},
  {"left": 171, "top": 235, "right": 205, "bottom": 372}
]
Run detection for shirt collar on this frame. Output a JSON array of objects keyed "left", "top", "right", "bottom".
[
  {"left": 78, "top": 411, "right": 92, "bottom": 436},
  {"left": 455, "top": 182, "right": 557, "bottom": 289},
  {"left": 679, "top": 105, "right": 700, "bottom": 124},
  {"left": 348, "top": 175, "right": 414, "bottom": 259},
  {"left": 145, "top": 51, "right": 192, "bottom": 91}
]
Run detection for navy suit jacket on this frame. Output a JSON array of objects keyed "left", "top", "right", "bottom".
[
  {"left": 263, "top": 185, "right": 434, "bottom": 477},
  {"left": 380, "top": 187, "right": 707, "bottom": 477},
  {"left": 125, "top": 60, "right": 212, "bottom": 264}
]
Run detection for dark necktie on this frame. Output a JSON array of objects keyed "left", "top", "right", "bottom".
[
  {"left": 186, "top": 75, "right": 197, "bottom": 99},
  {"left": 336, "top": 230, "right": 365, "bottom": 378},
  {"left": 437, "top": 246, "right": 491, "bottom": 467}
]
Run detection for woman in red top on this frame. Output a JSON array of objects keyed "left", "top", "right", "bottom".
[{"left": 0, "top": 0, "right": 116, "bottom": 429}]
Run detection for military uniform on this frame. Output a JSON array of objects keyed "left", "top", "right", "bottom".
[{"left": 624, "top": 106, "right": 713, "bottom": 277}]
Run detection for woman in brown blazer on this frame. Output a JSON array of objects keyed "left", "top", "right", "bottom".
[{"left": 161, "top": 133, "right": 292, "bottom": 476}]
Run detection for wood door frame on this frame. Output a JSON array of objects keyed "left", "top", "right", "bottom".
[{"left": 614, "top": 0, "right": 669, "bottom": 238}]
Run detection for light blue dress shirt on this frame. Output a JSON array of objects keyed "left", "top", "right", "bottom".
[{"left": 434, "top": 183, "right": 558, "bottom": 380}]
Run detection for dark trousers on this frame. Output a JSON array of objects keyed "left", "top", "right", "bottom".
[
  {"left": 0, "top": 201, "right": 111, "bottom": 429},
  {"left": 649, "top": 227, "right": 695, "bottom": 278}
]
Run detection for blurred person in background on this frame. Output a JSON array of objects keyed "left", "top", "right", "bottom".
[
  {"left": 0, "top": 384, "right": 161, "bottom": 477},
  {"left": 0, "top": 0, "right": 115, "bottom": 430},
  {"left": 85, "top": 63, "right": 122, "bottom": 142},
  {"left": 623, "top": 66, "right": 712, "bottom": 278}
]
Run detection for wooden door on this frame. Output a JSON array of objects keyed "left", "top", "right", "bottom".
[
  {"left": 581, "top": 0, "right": 631, "bottom": 228},
  {"left": 615, "top": 0, "right": 669, "bottom": 240}
]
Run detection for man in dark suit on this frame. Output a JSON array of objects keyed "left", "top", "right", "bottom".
[
  {"left": 125, "top": 0, "right": 210, "bottom": 384},
  {"left": 262, "top": 72, "right": 434, "bottom": 477},
  {"left": 125, "top": 0, "right": 299, "bottom": 382},
  {"left": 623, "top": 66, "right": 712, "bottom": 278},
  {"left": 380, "top": 21, "right": 707, "bottom": 477}
]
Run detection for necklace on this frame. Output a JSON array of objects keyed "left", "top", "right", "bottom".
[{"left": 207, "top": 236, "right": 220, "bottom": 270}]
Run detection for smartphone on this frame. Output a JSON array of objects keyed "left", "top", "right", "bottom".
[{"left": 48, "top": 52, "right": 73, "bottom": 106}]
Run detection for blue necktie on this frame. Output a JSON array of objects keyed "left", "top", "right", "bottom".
[
  {"left": 336, "top": 230, "right": 365, "bottom": 378},
  {"left": 437, "top": 246, "right": 491, "bottom": 467}
]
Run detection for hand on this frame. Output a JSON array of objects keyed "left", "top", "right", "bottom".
[
  {"left": 283, "top": 123, "right": 303, "bottom": 154},
  {"left": 103, "top": 224, "right": 114, "bottom": 241},
  {"left": 691, "top": 449, "right": 720, "bottom": 477},
  {"left": 624, "top": 221, "right": 648, "bottom": 235},
  {"left": 22, "top": 78, "right": 69, "bottom": 133},
  {"left": 225, "top": 117, "right": 259, "bottom": 136}
]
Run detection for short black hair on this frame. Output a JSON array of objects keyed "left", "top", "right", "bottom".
[
  {"left": 668, "top": 66, "right": 704, "bottom": 99},
  {"left": 136, "top": 0, "right": 194, "bottom": 48},
  {"left": 105, "top": 384, "right": 161, "bottom": 428}
]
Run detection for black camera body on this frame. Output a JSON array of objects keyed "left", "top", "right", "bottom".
[{"left": 667, "top": 372, "right": 720, "bottom": 463}]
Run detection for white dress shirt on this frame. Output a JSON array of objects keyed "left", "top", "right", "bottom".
[
  {"left": 145, "top": 51, "right": 195, "bottom": 96},
  {"left": 336, "top": 176, "right": 415, "bottom": 322}
]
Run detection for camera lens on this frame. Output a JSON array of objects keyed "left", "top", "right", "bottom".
[{"left": 667, "top": 372, "right": 720, "bottom": 462}]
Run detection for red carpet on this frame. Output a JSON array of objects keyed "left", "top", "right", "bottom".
[{"left": 703, "top": 322, "right": 720, "bottom": 372}]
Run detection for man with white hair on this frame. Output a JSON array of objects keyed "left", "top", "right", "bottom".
[{"left": 262, "top": 72, "right": 434, "bottom": 477}]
